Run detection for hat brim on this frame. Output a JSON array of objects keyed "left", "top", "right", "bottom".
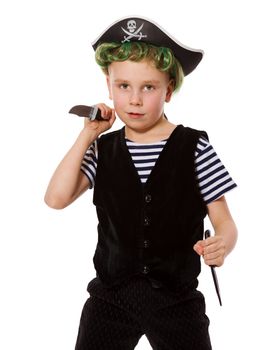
[{"left": 92, "top": 16, "right": 203, "bottom": 77}]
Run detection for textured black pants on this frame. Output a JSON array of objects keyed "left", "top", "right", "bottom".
[{"left": 75, "top": 275, "right": 211, "bottom": 350}]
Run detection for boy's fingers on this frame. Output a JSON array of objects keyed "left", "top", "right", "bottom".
[
  {"left": 193, "top": 240, "right": 205, "bottom": 255},
  {"left": 94, "top": 103, "right": 111, "bottom": 119}
]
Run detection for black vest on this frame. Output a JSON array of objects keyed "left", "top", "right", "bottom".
[{"left": 92, "top": 125, "right": 208, "bottom": 291}]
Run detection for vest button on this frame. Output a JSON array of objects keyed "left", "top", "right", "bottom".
[
  {"left": 145, "top": 194, "right": 152, "bottom": 203},
  {"left": 144, "top": 216, "right": 150, "bottom": 226},
  {"left": 142, "top": 265, "right": 150, "bottom": 274},
  {"left": 143, "top": 240, "right": 150, "bottom": 248}
]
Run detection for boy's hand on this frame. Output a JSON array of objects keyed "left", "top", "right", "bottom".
[
  {"left": 83, "top": 103, "right": 116, "bottom": 135},
  {"left": 193, "top": 235, "right": 226, "bottom": 267}
]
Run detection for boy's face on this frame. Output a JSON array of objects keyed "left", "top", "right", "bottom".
[{"left": 106, "top": 59, "right": 173, "bottom": 132}]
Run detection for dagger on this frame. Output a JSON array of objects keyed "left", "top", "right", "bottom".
[
  {"left": 68, "top": 105, "right": 104, "bottom": 121},
  {"left": 204, "top": 229, "right": 222, "bottom": 306}
]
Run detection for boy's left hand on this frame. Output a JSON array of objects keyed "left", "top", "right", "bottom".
[{"left": 193, "top": 235, "right": 226, "bottom": 267}]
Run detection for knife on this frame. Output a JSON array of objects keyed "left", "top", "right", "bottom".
[
  {"left": 204, "top": 229, "right": 222, "bottom": 306},
  {"left": 69, "top": 105, "right": 104, "bottom": 121}
]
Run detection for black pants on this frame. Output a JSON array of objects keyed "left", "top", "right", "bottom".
[{"left": 75, "top": 275, "right": 211, "bottom": 350}]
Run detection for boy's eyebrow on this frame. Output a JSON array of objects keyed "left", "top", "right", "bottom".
[
  {"left": 113, "top": 79, "right": 129, "bottom": 83},
  {"left": 142, "top": 80, "right": 161, "bottom": 85}
]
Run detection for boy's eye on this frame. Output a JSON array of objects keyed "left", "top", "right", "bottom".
[
  {"left": 144, "top": 85, "right": 154, "bottom": 91},
  {"left": 120, "top": 83, "right": 129, "bottom": 89}
]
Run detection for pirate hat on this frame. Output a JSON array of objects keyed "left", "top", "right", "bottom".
[{"left": 92, "top": 16, "right": 203, "bottom": 76}]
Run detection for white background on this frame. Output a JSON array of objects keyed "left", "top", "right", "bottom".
[{"left": 1, "top": 0, "right": 278, "bottom": 349}]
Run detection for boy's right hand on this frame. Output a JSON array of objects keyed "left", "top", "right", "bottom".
[{"left": 83, "top": 103, "right": 116, "bottom": 137}]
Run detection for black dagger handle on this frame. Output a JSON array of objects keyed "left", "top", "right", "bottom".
[
  {"left": 68, "top": 105, "right": 104, "bottom": 121},
  {"left": 204, "top": 229, "right": 223, "bottom": 306}
]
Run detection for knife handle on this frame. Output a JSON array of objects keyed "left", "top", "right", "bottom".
[
  {"left": 88, "top": 105, "right": 104, "bottom": 121},
  {"left": 204, "top": 229, "right": 211, "bottom": 239}
]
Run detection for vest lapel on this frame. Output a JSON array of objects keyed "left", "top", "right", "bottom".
[
  {"left": 119, "top": 127, "right": 143, "bottom": 189},
  {"left": 119, "top": 125, "right": 184, "bottom": 188}
]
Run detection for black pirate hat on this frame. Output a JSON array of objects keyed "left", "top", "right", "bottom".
[{"left": 92, "top": 16, "right": 203, "bottom": 76}]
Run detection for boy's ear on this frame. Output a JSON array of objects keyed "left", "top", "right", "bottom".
[
  {"left": 165, "top": 79, "right": 175, "bottom": 103},
  {"left": 106, "top": 75, "right": 112, "bottom": 100}
]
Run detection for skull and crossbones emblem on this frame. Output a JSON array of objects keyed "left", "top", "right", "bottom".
[{"left": 121, "top": 20, "right": 147, "bottom": 43}]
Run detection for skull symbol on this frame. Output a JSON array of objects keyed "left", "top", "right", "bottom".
[{"left": 127, "top": 20, "right": 137, "bottom": 33}]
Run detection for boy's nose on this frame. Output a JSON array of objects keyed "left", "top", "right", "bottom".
[{"left": 129, "top": 91, "right": 142, "bottom": 106}]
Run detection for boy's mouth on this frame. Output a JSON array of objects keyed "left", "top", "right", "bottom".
[{"left": 127, "top": 112, "right": 145, "bottom": 119}]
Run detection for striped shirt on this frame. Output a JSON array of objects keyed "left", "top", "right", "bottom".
[{"left": 81, "top": 137, "right": 236, "bottom": 205}]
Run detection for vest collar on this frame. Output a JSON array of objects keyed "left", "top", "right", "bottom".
[{"left": 119, "top": 124, "right": 184, "bottom": 189}]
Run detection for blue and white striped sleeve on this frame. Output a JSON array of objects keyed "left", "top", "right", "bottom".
[
  {"left": 195, "top": 137, "right": 237, "bottom": 204},
  {"left": 80, "top": 140, "right": 98, "bottom": 189}
]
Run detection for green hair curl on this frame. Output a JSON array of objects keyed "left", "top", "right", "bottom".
[{"left": 95, "top": 42, "right": 184, "bottom": 92}]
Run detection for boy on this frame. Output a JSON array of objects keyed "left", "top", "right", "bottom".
[{"left": 45, "top": 16, "right": 237, "bottom": 350}]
